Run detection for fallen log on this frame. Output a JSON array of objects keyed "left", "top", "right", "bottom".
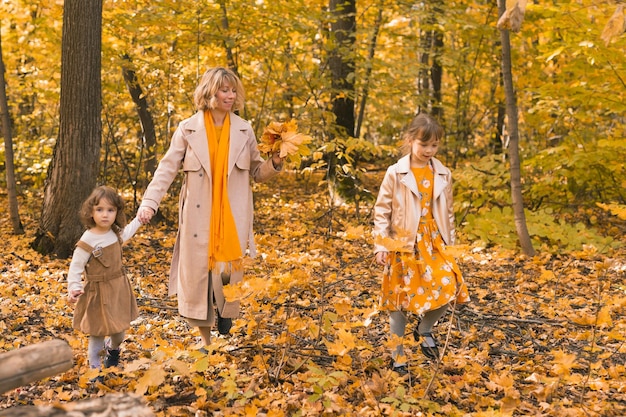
[
  {"left": 0, "top": 393, "right": 155, "bottom": 416},
  {"left": 0, "top": 339, "right": 73, "bottom": 395}
]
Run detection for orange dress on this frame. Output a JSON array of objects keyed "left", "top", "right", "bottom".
[{"left": 381, "top": 166, "right": 470, "bottom": 314}]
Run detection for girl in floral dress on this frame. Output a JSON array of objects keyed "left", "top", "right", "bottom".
[{"left": 373, "top": 113, "right": 470, "bottom": 373}]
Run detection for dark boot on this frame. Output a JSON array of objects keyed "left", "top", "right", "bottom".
[
  {"left": 216, "top": 311, "right": 232, "bottom": 335},
  {"left": 103, "top": 348, "right": 120, "bottom": 368}
]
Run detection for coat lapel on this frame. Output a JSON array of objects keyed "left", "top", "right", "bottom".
[
  {"left": 228, "top": 114, "right": 248, "bottom": 175},
  {"left": 431, "top": 157, "right": 449, "bottom": 200},
  {"left": 398, "top": 155, "right": 420, "bottom": 197},
  {"left": 397, "top": 155, "right": 449, "bottom": 200},
  {"left": 185, "top": 111, "right": 212, "bottom": 178}
]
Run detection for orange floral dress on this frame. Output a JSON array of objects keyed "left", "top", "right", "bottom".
[{"left": 381, "top": 166, "right": 470, "bottom": 314}]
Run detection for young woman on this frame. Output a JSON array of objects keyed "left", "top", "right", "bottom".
[{"left": 137, "top": 67, "right": 284, "bottom": 348}]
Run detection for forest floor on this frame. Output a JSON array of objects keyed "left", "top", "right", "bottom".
[{"left": 0, "top": 171, "right": 625, "bottom": 416}]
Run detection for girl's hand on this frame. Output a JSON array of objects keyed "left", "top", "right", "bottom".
[
  {"left": 68, "top": 289, "right": 84, "bottom": 304},
  {"left": 137, "top": 206, "right": 155, "bottom": 224},
  {"left": 375, "top": 251, "right": 389, "bottom": 266}
]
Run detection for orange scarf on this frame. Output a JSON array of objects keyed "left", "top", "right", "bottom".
[{"left": 204, "top": 111, "right": 242, "bottom": 270}]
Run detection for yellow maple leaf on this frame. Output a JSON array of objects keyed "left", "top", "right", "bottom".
[
  {"left": 286, "top": 316, "right": 308, "bottom": 333},
  {"left": 279, "top": 130, "right": 312, "bottom": 158},
  {"left": 135, "top": 367, "right": 167, "bottom": 395},
  {"left": 333, "top": 299, "right": 352, "bottom": 316},
  {"left": 374, "top": 235, "right": 408, "bottom": 252},
  {"left": 259, "top": 119, "right": 313, "bottom": 161},
  {"left": 325, "top": 329, "right": 356, "bottom": 356},
  {"left": 258, "top": 121, "right": 284, "bottom": 154},
  {"left": 551, "top": 349, "right": 577, "bottom": 377},
  {"left": 597, "top": 305, "right": 613, "bottom": 328},
  {"left": 342, "top": 225, "right": 366, "bottom": 240},
  {"left": 168, "top": 359, "right": 191, "bottom": 377}
]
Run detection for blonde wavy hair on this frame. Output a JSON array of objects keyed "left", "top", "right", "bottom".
[{"left": 193, "top": 67, "right": 245, "bottom": 112}]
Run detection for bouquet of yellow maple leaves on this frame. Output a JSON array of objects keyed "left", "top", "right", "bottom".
[{"left": 258, "top": 119, "right": 312, "bottom": 163}]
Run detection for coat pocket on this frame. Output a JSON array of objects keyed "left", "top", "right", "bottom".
[
  {"left": 234, "top": 150, "right": 250, "bottom": 171},
  {"left": 182, "top": 149, "right": 202, "bottom": 172}
]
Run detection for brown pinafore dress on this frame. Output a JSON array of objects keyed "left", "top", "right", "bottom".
[{"left": 72, "top": 240, "right": 139, "bottom": 336}]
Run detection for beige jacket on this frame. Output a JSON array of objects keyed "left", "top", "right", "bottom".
[
  {"left": 140, "top": 111, "right": 280, "bottom": 320},
  {"left": 373, "top": 155, "right": 455, "bottom": 254}
]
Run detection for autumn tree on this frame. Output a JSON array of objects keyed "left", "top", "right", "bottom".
[
  {"left": 328, "top": 0, "right": 356, "bottom": 138},
  {"left": 326, "top": 0, "right": 360, "bottom": 204},
  {"left": 121, "top": 54, "right": 157, "bottom": 189},
  {"left": 415, "top": 0, "right": 444, "bottom": 119},
  {"left": 497, "top": 0, "right": 535, "bottom": 256},
  {"left": 0, "top": 26, "right": 23, "bottom": 234},
  {"left": 33, "top": 0, "right": 103, "bottom": 257},
  {"left": 355, "top": 0, "right": 383, "bottom": 139}
]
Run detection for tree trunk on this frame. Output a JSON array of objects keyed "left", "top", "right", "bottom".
[
  {"left": 417, "top": 0, "right": 444, "bottom": 119},
  {"left": 497, "top": 0, "right": 536, "bottom": 256},
  {"left": 326, "top": 0, "right": 358, "bottom": 207},
  {"left": 0, "top": 27, "right": 24, "bottom": 234},
  {"left": 121, "top": 55, "right": 157, "bottom": 189},
  {"left": 32, "top": 0, "right": 103, "bottom": 258},
  {"left": 0, "top": 339, "right": 73, "bottom": 394},
  {"left": 218, "top": 0, "right": 238, "bottom": 77},
  {"left": 355, "top": 1, "right": 383, "bottom": 139},
  {"left": 328, "top": 0, "right": 356, "bottom": 138},
  {"left": 0, "top": 394, "right": 154, "bottom": 417}
]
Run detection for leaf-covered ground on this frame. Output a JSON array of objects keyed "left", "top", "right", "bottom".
[{"left": 1, "top": 172, "right": 625, "bottom": 416}]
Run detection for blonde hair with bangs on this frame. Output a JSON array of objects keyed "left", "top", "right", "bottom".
[{"left": 193, "top": 67, "right": 245, "bottom": 112}]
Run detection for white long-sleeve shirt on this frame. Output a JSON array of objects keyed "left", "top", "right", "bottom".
[{"left": 67, "top": 217, "right": 142, "bottom": 296}]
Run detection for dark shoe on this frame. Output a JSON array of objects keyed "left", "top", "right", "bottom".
[
  {"left": 90, "top": 375, "right": 105, "bottom": 385},
  {"left": 103, "top": 348, "right": 120, "bottom": 368},
  {"left": 392, "top": 364, "right": 408, "bottom": 376},
  {"left": 414, "top": 330, "right": 440, "bottom": 360},
  {"left": 217, "top": 312, "right": 232, "bottom": 335},
  {"left": 389, "top": 359, "right": 408, "bottom": 376}
]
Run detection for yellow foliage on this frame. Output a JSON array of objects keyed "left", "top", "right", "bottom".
[{"left": 597, "top": 202, "right": 626, "bottom": 220}]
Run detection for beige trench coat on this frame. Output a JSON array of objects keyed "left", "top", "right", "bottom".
[
  {"left": 140, "top": 111, "right": 280, "bottom": 320},
  {"left": 373, "top": 155, "right": 455, "bottom": 254}
]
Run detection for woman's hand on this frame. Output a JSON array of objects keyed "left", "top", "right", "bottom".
[
  {"left": 137, "top": 206, "right": 155, "bottom": 224},
  {"left": 271, "top": 152, "right": 284, "bottom": 169},
  {"left": 375, "top": 251, "right": 389, "bottom": 266}
]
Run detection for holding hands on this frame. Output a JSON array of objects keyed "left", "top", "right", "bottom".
[{"left": 137, "top": 207, "right": 155, "bottom": 224}]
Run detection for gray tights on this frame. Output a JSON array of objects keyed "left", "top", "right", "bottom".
[
  {"left": 88, "top": 331, "right": 125, "bottom": 369},
  {"left": 389, "top": 304, "right": 448, "bottom": 366}
]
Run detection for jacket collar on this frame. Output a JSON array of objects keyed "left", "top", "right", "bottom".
[
  {"left": 398, "top": 154, "right": 449, "bottom": 199},
  {"left": 397, "top": 154, "right": 447, "bottom": 173}
]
